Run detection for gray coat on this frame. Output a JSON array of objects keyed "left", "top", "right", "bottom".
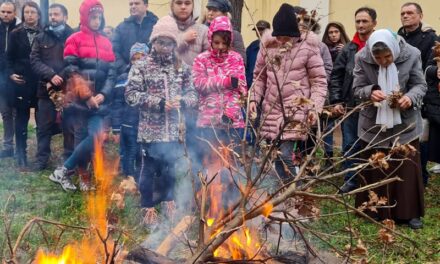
[{"left": 353, "top": 37, "right": 427, "bottom": 147}]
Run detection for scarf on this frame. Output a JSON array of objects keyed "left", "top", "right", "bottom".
[
  {"left": 49, "top": 23, "right": 66, "bottom": 38},
  {"left": 352, "top": 32, "right": 366, "bottom": 51},
  {"left": 23, "top": 24, "right": 39, "bottom": 46},
  {"left": 367, "top": 29, "right": 402, "bottom": 129}
]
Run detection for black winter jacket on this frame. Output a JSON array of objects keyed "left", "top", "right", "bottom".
[
  {"left": 398, "top": 23, "right": 437, "bottom": 70},
  {"left": 112, "top": 12, "right": 158, "bottom": 75},
  {"left": 111, "top": 70, "right": 139, "bottom": 133},
  {"left": 30, "top": 25, "right": 74, "bottom": 98},
  {"left": 0, "top": 19, "right": 18, "bottom": 98},
  {"left": 7, "top": 24, "right": 41, "bottom": 107},
  {"left": 329, "top": 41, "right": 358, "bottom": 105},
  {"left": 423, "top": 58, "right": 440, "bottom": 125}
]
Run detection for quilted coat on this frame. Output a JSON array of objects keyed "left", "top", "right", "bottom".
[
  {"left": 193, "top": 16, "right": 247, "bottom": 129},
  {"left": 252, "top": 31, "right": 327, "bottom": 141}
]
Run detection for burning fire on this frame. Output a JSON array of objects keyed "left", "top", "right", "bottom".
[{"left": 35, "top": 135, "right": 119, "bottom": 263}]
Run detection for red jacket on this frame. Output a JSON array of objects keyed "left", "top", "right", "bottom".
[{"left": 64, "top": 0, "right": 114, "bottom": 62}]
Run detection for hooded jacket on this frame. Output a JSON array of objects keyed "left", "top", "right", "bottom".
[
  {"left": 193, "top": 16, "right": 247, "bottom": 129},
  {"left": 353, "top": 36, "right": 427, "bottom": 146},
  {"left": 252, "top": 31, "right": 327, "bottom": 141},
  {"left": 63, "top": 0, "right": 115, "bottom": 115}
]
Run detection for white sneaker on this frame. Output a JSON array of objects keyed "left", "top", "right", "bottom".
[
  {"left": 429, "top": 164, "right": 440, "bottom": 173},
  {"left": 50, "top": 167, "right": 77, "bottom": 191},
  {"left": 79, "top": 180, "right": 96, "bottom": 192}
]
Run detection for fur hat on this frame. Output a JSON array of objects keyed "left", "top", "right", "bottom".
[
  {"left": 150, "top": 16, "right": 179, "bottom": 43},
  {"left": 272, "top": 3, "right": 300, "bottom": 38}
]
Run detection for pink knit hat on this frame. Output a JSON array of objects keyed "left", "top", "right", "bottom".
[{"left": 150, "top": 16, "right": 179, "bottom": 43}]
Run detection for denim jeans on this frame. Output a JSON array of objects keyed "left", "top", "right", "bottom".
[
  {"left": 64, "top": 113, "right": 105, "bottom": 170},
  {"left": 341, "top": 112, "right": 360, "bottom": 186},
  {"left": 138, "top": 142, "right": 183, "bottom": 207},
  {"left": 419, "top": 141, "right": 429, "bottom": 186},
  {"left": 274, "top": 140, "right": 305, "bottom": 183},
  {"left": 322, "top": 118, "right": 335, "bottom": 158},
  {"left": 120, "top": 125, "right": 140, "bottom": 178},
  {"left": 61, "top": 108, "right": 76, "bottom": 162},
  {"left": 0, "top": 93, "right": 14, "bottom": 151}
]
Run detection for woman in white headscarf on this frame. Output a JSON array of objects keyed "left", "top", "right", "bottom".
[{"left": 353, "top": 29, "right": 427, "bottom": 229}]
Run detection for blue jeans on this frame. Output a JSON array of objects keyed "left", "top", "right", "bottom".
[
  {"left": 64, "top": 114, "right": 105, "bottom": 170},
  {"left": 138, "top": 142, "right": 183, "bottom": 207},
  {"left": 341, "top": 113, "right": 360, "bottom": 186},
  {"left": 322, "top": 118, "right": 335, "bottom": 158},
  {"left": 275, "top": 140, "right": 305, "bottom": 183},
  {"left": 120, "top": 125, "right": 140, "bottom": 178}
]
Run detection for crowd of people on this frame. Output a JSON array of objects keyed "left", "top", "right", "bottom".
[{"left": 0, "top": 0, "right": 439, "bottom": 229}]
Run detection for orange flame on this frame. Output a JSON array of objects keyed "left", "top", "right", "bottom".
[
  {"left": 36, "top": 135, "right": 119, "bottom": 263},
  {"left": 262, "top": 202, "right": 274, "bottom": 218}
]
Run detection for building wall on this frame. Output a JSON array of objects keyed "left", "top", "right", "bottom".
[{"left": 50, "top": 0, "right": 440, "bottom": 46}]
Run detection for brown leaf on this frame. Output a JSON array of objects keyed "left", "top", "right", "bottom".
[
  {"left": 378, "top": 228, "right": 395, "bottom": 244},
  {"left": 345, "top": 239, "right": 368, "bottom": 256},
  {"left": 382, "top": 219, "right": 395, "bottom": 230},
  {"left": 111, "top": 192, "right": 125, "bottom": 209},
  {"left": 368, "top": 152, "right": 389, "bottom": 170},
  {"left": 119, "top": 176, "right": 138, "bottom": 194}
]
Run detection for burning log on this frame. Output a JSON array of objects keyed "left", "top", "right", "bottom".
[
  {"left": 156, "top": 215, "right": 196, "bottom": 256},
  {"left": 125, "top": 247, "right": 176, "bottom": 264}
]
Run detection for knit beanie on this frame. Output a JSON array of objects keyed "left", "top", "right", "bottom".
[
  {"left": 150, "top": 16, "right": 179, "bottom": 43},
  {"left": 206, "top": 0, "right": 232, "bottom": 13},
  {"left": 130, "top": 42, "right": 149, "bottom": 59},
  {"left": 272, "top": 3, "right": 300, "bottom": 38}
]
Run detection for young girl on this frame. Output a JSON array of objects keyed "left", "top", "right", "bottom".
[
  {"left": 125, "top": 16, "right": 198, "bottom": 223},
  {"left": 192, "top": 16, "right": 247, "bottom": 168}
]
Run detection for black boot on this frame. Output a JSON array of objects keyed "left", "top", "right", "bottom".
[
  {"left": 0, "top": 148, "right": 14, "bottom": 158},
  {"left": 16, "top": 153, "right": 28, "bottom": 168}
]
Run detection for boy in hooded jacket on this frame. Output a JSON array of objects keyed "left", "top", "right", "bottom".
[{"left": 50, "top": 0, "right": 115, "bottom": 192}]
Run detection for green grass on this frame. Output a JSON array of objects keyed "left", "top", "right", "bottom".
[
  {"left": 0, "top": 124, "right": 147, "bottom": 261},
  {"left": 311, "top": 169, "right": 440, "bottom": 263}
]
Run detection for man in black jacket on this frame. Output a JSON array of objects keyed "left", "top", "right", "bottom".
[
  {"left": 112, "top": 0, "right": 158, "bottom": 75},
  {"left": 0, "top": 2, "right": 17, "bottom": 159},
  {"left": 398, "top": 2, "right": 437, "bottom": 71},
  {"left": 398, "top": 2, "right": 438, "bottom": 186},
  {"left": 30, "top": 3, "right": 73, "bottom": 171},
  {"left": 329, "top": 7, "right": 377, "bottom": 193}
]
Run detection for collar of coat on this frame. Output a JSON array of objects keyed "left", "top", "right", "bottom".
[
  {"left": 398, "top": 22, "right": 436, "bottom": 36},
  {"left": 358, "top": 36, "right": 411, "bottom": 65},
  {"left": 260, "top": 30, "right": 320, "bottom": 50},
  {"left": 125, "top": 11, "right": 158, "bottom": 24}
]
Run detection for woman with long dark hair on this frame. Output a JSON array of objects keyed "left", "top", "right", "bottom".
[{"left": 322, "top": 22, "right": 350, "bottom": 63}]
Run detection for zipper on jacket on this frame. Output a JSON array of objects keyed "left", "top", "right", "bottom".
[
  {"left": 93, "top": 34, "right": 99, "bottom": 94},
  {"left": 5, "top": 26, "right": 9, "bottom": 52}
]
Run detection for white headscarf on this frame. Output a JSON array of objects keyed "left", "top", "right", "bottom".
[{"left": 367, "top": 29, "right": 402, "bottom": 129}]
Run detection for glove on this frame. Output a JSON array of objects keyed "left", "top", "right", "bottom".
[{"left": 231, "top": 77, "right": 239, "bottom": 89}]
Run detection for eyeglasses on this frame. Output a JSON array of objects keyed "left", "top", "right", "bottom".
[{"left": 155, "top": 39, "right": 176, "bottom": 48}]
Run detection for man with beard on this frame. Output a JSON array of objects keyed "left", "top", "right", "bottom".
[
  {"left": 329, "top": 7, "right": 377, "bottom": 193},
  {"left": 0, "top": 1, "right": 18, "bottom": 159},
  {"left": 30, "top": 3, "right": 74, "bottom": 171}
]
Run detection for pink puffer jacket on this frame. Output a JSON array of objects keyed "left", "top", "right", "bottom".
[
  {"left": 193, "top": 16, "right": 247, "bottom": 129},
  {"left": 252, "top": 31, "right": 327, "bottom": 141}
]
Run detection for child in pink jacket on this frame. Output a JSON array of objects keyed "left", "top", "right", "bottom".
[{"left": 192, "top": 16, "right": 247, "bottom": 165}]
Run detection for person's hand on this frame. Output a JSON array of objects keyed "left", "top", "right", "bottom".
[
  {"left": 183, "top": 29, "right": 198, "bottom": 43},
  {"left": 398, "top": 95, "right": 412, "bottom": 110},
  {"left": 111, "top": 133, "right": 120, "bottom": 144},
  {"left": 86, "top": 96, "right": 99, "bottom": 109},
  {"left": 94, "top": 94, "right": 105, "bottom": 105},
  {"left": 371, "top": 90, "right": 386, "bottom": 102},
  {"left": 10, "top": 74, "right": 25, "bottom": 85},
  {"left": 249, "top": 101, "right": 257, "bottom": 114},
  {"left": 333, "top": 104, "right": 345, "bottom": 115},
  {"left": 51, "top": 75, "right": 63, "bottom": 86},
  {"left": 336, "top": 43, "right": 344, "bottom": 51},
  {"left": 231, "top": 77, "right": 239, "bottom": 89},
  {"left": 307, "top": 111, "right": 318, "bottom": 125}
]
